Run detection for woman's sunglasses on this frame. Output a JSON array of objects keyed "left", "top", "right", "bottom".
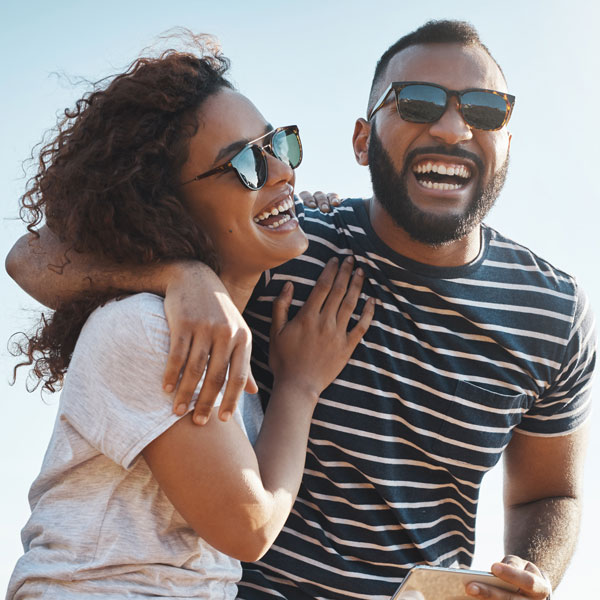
[
  {"left": 368, "top": 82, "right": 515, "bottom": 131},
  {"left": 182, "top": 125, "right": 302, "bottom": 190}
]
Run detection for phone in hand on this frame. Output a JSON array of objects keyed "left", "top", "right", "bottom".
[{"left": 391, "top": 565, "right": 519, "bottom": 600}]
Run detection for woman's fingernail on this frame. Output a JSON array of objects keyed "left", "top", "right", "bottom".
[
  {"left": 194, "top": 414, "right": 208, "bottom": 425},
  {"left": 356, "top": 267, "right": 364, "bottom": 275},
  {"left": 220, "top": 411, "right": 232, "bottom": 421},
  {"left": 175, "top": 404, "right": 186, "bottom": 416},
  {"left": 164, "top": 384, "right": 174, "bottom": 393},
  {"left": 467, "top": 583, "right": 480, "bottom": 596}
]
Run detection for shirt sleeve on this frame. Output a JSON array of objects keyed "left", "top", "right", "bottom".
[
  {"left": 516, "top": 283, "right": 596, "bottom": 436},
  {"left": 60, "top": 293, "right": 217, "bottom": 468}
]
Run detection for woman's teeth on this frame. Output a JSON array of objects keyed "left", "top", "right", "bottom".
[
  {"left": 265, "top": 214, "right": 292, "bottom": 229},
  {"left": 253, "top": 197, "right": 294, "bottom": 224}
]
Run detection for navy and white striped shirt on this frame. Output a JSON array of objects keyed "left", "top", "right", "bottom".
[{"left": 240, "top": 198, "right": 595, "bottom": 600}]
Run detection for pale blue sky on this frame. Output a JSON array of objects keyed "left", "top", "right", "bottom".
[{"left": 1, "top": 1, "right": 599, "bottom": 597}]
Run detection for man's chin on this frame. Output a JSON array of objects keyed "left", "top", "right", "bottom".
[{"left": 383, "top": 199, "right": 479, "bottom": 247}]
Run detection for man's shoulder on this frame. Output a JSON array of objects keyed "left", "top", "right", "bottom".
[{"left": 483, "top": 225, "right": 579, "bottom": 295}]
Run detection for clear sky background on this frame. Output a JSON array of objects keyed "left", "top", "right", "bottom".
[{"left": 1, "top": 0, "right": 598, "bottom": 597}]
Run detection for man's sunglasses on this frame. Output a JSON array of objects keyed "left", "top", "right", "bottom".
[
  {"left": 181, "top": 125, "right": 302, "bottom": 190},
  {"left": 368, "top": 82, "right": 515, "bottom": 131}
]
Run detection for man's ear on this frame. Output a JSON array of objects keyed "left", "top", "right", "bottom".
[{"left": 352, "top": 118, "right": 371, "bottom": 166}]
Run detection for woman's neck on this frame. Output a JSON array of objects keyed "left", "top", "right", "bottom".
[{"left": 219, "top": 271, "right": 261, "bottom": 313}]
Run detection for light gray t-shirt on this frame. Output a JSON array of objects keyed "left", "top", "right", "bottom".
[{"left": 7, "top": 293, "right": 263, "bottom": 599}]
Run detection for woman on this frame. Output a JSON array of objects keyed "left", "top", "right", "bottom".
[{"left": 7, "top": 36, "right": 373, "bottom": 599}]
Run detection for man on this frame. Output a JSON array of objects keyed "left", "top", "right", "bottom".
[{"left": 7, "top": 20, "right": 593, "bottom": 600}]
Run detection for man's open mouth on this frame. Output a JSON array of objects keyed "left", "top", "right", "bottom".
[
  {"left": 412, "top": 159, "right": 473, "bottom": 191},
  {"left": 253, "top": 196, "right": 296, "bottom": 229}
]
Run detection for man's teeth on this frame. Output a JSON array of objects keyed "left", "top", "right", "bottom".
[
  {"left": 420, "top": 180, "right": 462, "bottom": 190},
  {"left": 413, "top": 162, "right": 471, "bottom": 178},
  {"left": 253, "top": 197, "right": 294, "bottom": 224}
]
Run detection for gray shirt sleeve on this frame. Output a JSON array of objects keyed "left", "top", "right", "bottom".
[{"left": 60, "top": 293, "right": 224, "bottom": 469}]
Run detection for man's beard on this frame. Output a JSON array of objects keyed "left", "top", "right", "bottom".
[{"left": 367, "top": 125, "right": 509, "bottom": 246}]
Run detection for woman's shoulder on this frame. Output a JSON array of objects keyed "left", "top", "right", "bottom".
[{"left": 80, "top": 292, "right": 169, "bottom": 357}]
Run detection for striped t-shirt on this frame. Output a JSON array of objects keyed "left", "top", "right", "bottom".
[{"left": 240, "top": 198, "right": 595, "bottom": 600}]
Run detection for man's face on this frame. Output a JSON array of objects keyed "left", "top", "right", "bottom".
[{"left": 367, "top": 43, "right": 512, "bottom": 246}]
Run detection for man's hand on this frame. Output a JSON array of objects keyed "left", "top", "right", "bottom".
[
  {"left": 466, "top": 556, "right": 551, "bottom": 599},
  {"left": 298, "top": 190, "right": 341, "bottom": 213},
  {"left": 162, "top": 263, "right": 257, "bottom": 425}
]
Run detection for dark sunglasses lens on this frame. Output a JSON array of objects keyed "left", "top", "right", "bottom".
[
  {"left": 231, "top": 145, "right": 266, "bottom": 190},
  {"left": 461, "top": 91, "right": 508, "bottom": 130},
  {"left": 397, "top": 84, "right": 447, "bottom": 123},
  {"left": 272, "top": 128, "right": 302, "bottom": 169}
]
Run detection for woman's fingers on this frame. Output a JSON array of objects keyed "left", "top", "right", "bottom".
[
  {"left": 320, "top": 256, "right": 356, "bottom": 320},
  {"left": 271, "top": 281, "right": 294, "bottom": 334},
  {"left": 298, "top": 190, "right": 341, "bottom": 213},
  {"left": 347, "top": 297, "right": 375, "bottom": 348},
  {"left": 300, "top": 257, "right": 339, "bottom": 314},
  {"left": 334, "top": 265, "right": 367, "bottom": 328},
  {"left": 298, "top": 190, "right": 318, "bottom": 208}
]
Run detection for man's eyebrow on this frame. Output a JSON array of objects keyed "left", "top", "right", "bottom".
[{"left": 213, "top": 123, "right": 273, "bottom": 165}]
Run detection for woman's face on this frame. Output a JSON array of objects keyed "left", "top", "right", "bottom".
[{"left": 180, "top": 89, "right": 308, "bottom": 284}]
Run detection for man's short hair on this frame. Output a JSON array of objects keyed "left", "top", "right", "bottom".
[{"left": 368, "top": 20, "right": 506, "bottom": 113}]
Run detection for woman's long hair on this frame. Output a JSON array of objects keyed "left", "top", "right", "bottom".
[{"left": 13, "top": 34, "right": 233, "bottom": 393}]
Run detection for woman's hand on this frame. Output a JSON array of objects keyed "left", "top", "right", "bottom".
[
  {"left": 298, "top": 190, "right": 341, "bottom": 213},
  {"left": 269, "top": 256, "right": 374, "bottom": 399}
]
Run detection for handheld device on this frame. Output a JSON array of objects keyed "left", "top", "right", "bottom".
[{"left": 391, "top": 565, "right": 519, "bottom": 600}]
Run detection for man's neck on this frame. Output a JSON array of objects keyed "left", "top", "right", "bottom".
[{"left": 365, "top": 197, "right": 482, "bottom": 268}]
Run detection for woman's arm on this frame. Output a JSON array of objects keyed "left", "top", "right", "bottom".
[
  {"left": 5, "top": 225, "right": 255, "bottom": 422},
  {"left": 143, "top": 257, "right": 374, "bottom": 561}
]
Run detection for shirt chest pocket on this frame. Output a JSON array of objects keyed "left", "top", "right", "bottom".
[{"left": 431, "top": 380, "right": 529, "bottom": 471}]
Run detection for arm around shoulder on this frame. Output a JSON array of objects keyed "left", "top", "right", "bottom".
[{"left": 5, "top": 225, "right": 125, "bottom": 308}]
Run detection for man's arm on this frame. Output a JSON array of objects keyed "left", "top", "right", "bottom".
[
  {"left": 5, "top": 226, "right": 256, "bottom": 422},
  {"left": 503, "top": 426, "right": 588, "bottom": 582},
  {"left": 466, "top": 425, "right": 589, "bottom": 599}
]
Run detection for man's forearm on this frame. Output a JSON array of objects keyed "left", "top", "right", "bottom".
[
  {"left": 5, "top": 225, "right": 217, "bottom": 308},
  {"left": 504, "top": 495, "right": 581, "bottom": 589}
]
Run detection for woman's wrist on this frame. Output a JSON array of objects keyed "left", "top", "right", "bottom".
[{"left": 270, "top": 378, "right": 320, "bottom": 407}]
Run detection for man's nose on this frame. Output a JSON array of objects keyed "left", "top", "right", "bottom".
[{"left": 427, "top": 98, "right": 473, "bottom": 145}]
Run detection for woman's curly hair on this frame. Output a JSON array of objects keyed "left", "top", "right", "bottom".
[{"left": 14, "top": 34, "right": 233, "bottom": 393}]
